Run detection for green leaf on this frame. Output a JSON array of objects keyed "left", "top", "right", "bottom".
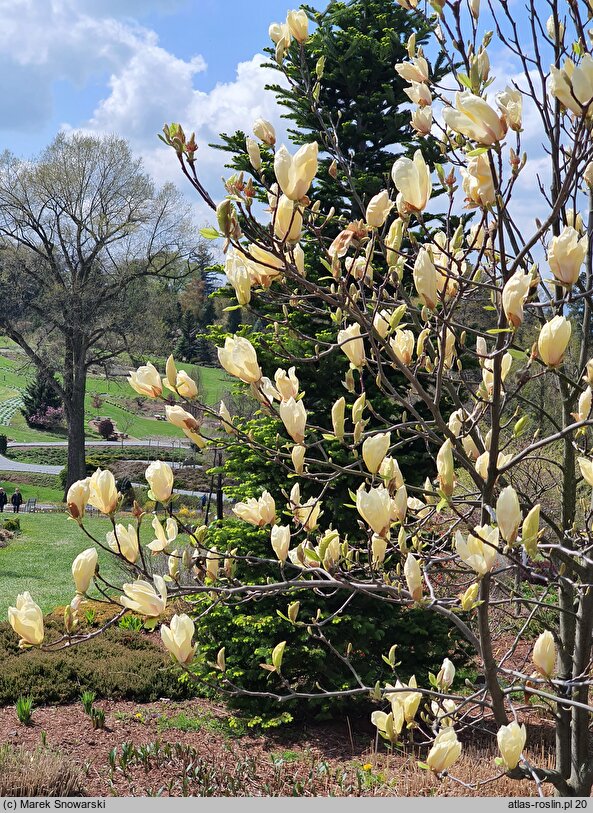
[
  {"left": 507, "top": 348, "right": 528, "bottom": 360},
  {"left": 466, "top": 147, "right": 488, "bottom": 157},
  {"left": 199, "top": 227, "right": 221, "bottom": 239},
  {"left": 486, "top": 328, "right": 513, "bottom": 334}
]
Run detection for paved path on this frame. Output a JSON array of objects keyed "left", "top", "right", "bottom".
[
  {"left": 7, "top": 440, "right": 190, "bottom": 448},
  {"left": 0, "top": 453, "right": 61, "bottom": 474}
]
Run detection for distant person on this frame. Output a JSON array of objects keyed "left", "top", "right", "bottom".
[
  {"left": 0, "top": 488, "right": 7, "bottom": 512},
  {"left": 11, "top": 488, "right": 23, "bottom": 514},
  {"left": 201, "top": 494, "right": 207, "bottom": 512}
]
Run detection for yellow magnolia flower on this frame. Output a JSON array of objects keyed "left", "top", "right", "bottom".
[
  {"left": 549, "top": 55, "right": 593, "bottom": 116},
  {"left": 128, "top": 362, "right": 163, "bottom": 398},
  {"left": 88, "top": 468, "right": 118, "bottom": 515},
  {"left": 455, "top": 525, "right": 499, "bottom": 575},
  {"left": 225, "top": 248, "right": 252, "bottom": 305},
  {"left": 66, "top": 477, "right": 90, "bottom": 522},
  {"left": 413, "top": 247, "right": 438, "bottom": 309},
  {"left": 233, "top": 491, "right": 276, "bottom": 527},
  {"left": 253, "top": 118, "right": 276, "bottom": 146},
  {"left": 443, "top": 91, "right": 507, "bottom": 145},
  {"left": 147, "top": 516, "right": 178, "bottom": 554},
  {"left": 279, "top": 397, "right": 307, "bottom": 443},
  {"left": 521, "top": 505, "right": 541, "bottom": 559},
  {"left": 436, "top": 438, "right": 455, "bottom": 497},
  {"left": 392, "top": 150, "right": 432, "bottom": 215},
  {"left": 274, "top": 142, "right": 318, "bottom": 200},
  {"left": 356, "top": 485, "right": 392, "bottom": 536},
  {"left": 165, "top": 404, "right": 206, "bottom": 447},
  {"left": 271, "top": 524, "right": 291, "bottom": 562},
  {"left": 365, "top": 189, "right": 394, "bottom": 228},
  {"left": 538, "top": 316, "right": 571, "bottom": 367},
  {"left": 533, "top": 630, "right": 556, "bottom": 678},
  {"left": 496, "top": 86, "right": 522, "bottom": 131},
  {"left": 496, "top": 485, "right": 522, "bottom": 545},
  {"left": 286, "top": 9, "right": 309, "bottom": 43},
  {"left": 548, "top": 227, "right": 587, "bottom": 287},
  {"left": 245, "top": 136, "right": 261, "bottom": 171},
  {"left": 274, "top": 194, "right": 302, "bottom": 242},
  {"left": 426, "top": 728, "right": 462, "bottom": 773},
  {"left": 161, "top": 613, "right": 196, "bottom": 665},
  {"left": 106, "top": 523, "right": 140, "bottom": 564},
  {"left": 120, "top": 575, "right": 167, "bottom": 617},
  {"left": 218, "top": 336, "right": 262, "bottom": 383},
  {"left": 404, "top": 553, "right": 423, "bottom": 601},
  {"left": 461, "top": 153, "right": 495, "bottom": 207},
  {"left": 390, "top": 330, "right": 415, "bottom": 365},
  {"left": 337, "top": 323, "right": 366, "bottom": 368},
  {"left": 72, "top": 547, "right": 98, "bottom": 594},
  {"left": 394, "top": 56, "right": 429, "bottom": 83},
  {"left": 8, "top": 592, "right": 44, "bottom": 648},
  {"left": 362, "top": 432, "right": 391, "bottom": 474},
  {"left": 502, "top": 269, "right": 532, "bottom": 327},
  {"left": 145, "top": 460, "right": 174, "bottom": 503},
  {"left": 274, "top": 367, "right": 299, "bottom": 402},
  {"left": 497, "top": 721, "right": 526, "bottom": 770}
]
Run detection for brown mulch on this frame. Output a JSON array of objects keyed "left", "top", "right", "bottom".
[{"left": 0, "top": 696, "right": 557, "bottom": 797}]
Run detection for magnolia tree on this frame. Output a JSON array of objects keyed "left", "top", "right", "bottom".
[{"left": 9, "top": 0, "right": 593, "bottom": 796}]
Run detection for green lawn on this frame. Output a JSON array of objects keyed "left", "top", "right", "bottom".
[
  {"left": 0, "top": 473, "right": 63, "bottom": 504},
  {"left": 0, "top": 513, "right": 124, "bottom": 617},
  {"left": 0, "top": 347, "right": 231, "bottom": 444}
]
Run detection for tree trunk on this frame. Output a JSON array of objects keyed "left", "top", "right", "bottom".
[{"left": 63, "top": 355, "right": 87, "bottom": 497}]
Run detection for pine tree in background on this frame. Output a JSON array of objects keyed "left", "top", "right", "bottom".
[{"left": 21, "top": 371, "right": 64, "bottom": 430}]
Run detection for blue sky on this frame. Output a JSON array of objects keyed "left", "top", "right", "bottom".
[{"left": 0, "top": 0, "right": 322, "bottom": 222}]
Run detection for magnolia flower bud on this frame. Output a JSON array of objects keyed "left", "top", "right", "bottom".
[
  {"left": 331, "top": 396, "right": 346, "bottom": 440},
  {"left": 120, "top": 575, "right": 167, "bottom": 617},
  {"left": 362, "top": 432, "right": 391, "bottom": 474},
  {"left": 218, "top": 335, "right": 262, "bottom": 383},
  {"left": 436, "top": 438, "right": 455, "bottom": 497},
  {"left": 286, "top": 9, "right": 309, "bottom": 43},
  {"left": 233, "top": 491, "right": 276, "bottom": 527},
  {"left": 460, "top": 582, "right": 480, "bottom": 611},
  {"left": 72, "top": 547, "right": 98, "bottom": 595},
  {"left": 404, "top": 552, "right": 423, "bottom": 601},
  {"left": 521, "top": 504, "right": 541, "bottom": 559},
  {"left": 436, "top": 657, "right": 455, "bottom": 690},
  {"left": 253, "top": 118, "right": 276, "bottom": 146},
  {"left": 391, "top": 485, "right": 408, "bottom": 524},
  {"left": 392, "top": 150, "right": 432, "bottom": 215},
  {"left": 163, "top": 355, "right": 198, "bottom": 398},
  {"left": 8, "top": 592, "right": 44, "bottom": 647},
  {"left": 548, "top": 227, "right": 587, "bottom": 286},
  {"left": 404, "top": 81, "right": 432, "bottom": 107},
  {"left": 219, "top": 400, "right": 235, "bottom": 435},
  {"left": 502, "top": 269, "right": 531, "bottom": 327},
  {"left": 291, "top": 443, "right": 306, "bottom": 474},
  {"left": 550, "top": 55, "right": 593, "bottom": 117},
  {"left": 578, "top": 456, "right": 593, "bottom": 487},
  {"left": 371, "top": 707, "right": 404, "bottom": 742},
  {"left": 356, "top": 485, "right": 391, "bottom": 536},
  {"left": 469, "top": 0, "right": 480, "bottom": 19},
  {"left": 161, "top": 613, "right": 196, "bottom": 665},
  {"left": 145, "top": 460, "right": 174, "bottom": 503},
  {"left": 107, "top": 524, "right": 139, "bottom": 564},
  {"left": 246, "top": 136, "right": 261, "bottom": 171},
  {"left": 572, "top": 386, "right": 592, "bottom": 423},
  {"left": 496, "top": 486, "right": 522, "bottom": 545},
  {"left": 279, "top": 397, "right": 307, "bottom": 443},
  {"left": 337, "top": 323, "right": 366, "bottom": 368},
  {"left": 66, "top": 477, "right": 90, "bottom": 522},
  {"left": 88, "top": 468, "right": 118, "bottom": 515},
  {"left": 584, "top": 162, "right": 593, "bottom": 189},
  {"left": 538, "top": 316, "right": 571, "bottom": 367},
  {"left": 443, "top": 91, "right": 507, "bottom": 145},
  {"left": 225, "top": 249, "right": 252, "bottom": 306},
  {"left": 385, "top": 218, "right": 404, "bottom": 265},
  {"left": 413, "top": 248, "right": 438, "bottom": 309},
  {"left": 206, "top": 548, "right": 220, "bottom": 582},
  {"left": 497, "top": 721, "right": 527, "bottom": 770},
  {"left": 274, "top": 142, "right": 318, "bottom": 200},
  {"left": 426, "top": 728, "right": 462, "bottom": 773},
  {"left": 371, "top": 533, "right": 388, "bottom": 565},
  {"left": 274, "top": 194, "right": 303, "bottom": 242},
  {"left": 165, "top": 404, "right": 205, "bottom": 447},
  {"left": 394, "top": 0, "right": 420, "bottom": 8},
  {"left": 168, "top": 550, "right": 180, "bottom": 581},
  {"left": 461, "top": 154, "right": 495, "bottom": 207},
  {"left": 533, "top": 629, "right": 556, "bottom": 677},
  {"left": 365, "top": 189, "right": 394, "bottom": 228}
]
